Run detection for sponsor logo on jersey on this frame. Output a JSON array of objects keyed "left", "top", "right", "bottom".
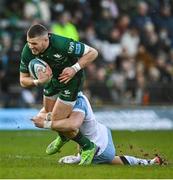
[
  {"left": 53, "top": 53, "right": 63, "bottom": 59},
  {"left": 75, "top": 43, "right": 81, "bottom": 55},
  {"left": 64, "top": 90, "right": 71, "bottom": 95},
  {"left": 68, "top": 42, "right": 75, "bottom": 54}
]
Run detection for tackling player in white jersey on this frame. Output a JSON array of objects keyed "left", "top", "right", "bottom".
[{"left": 32, "top": 92, "right": 162, "bottom": 165}]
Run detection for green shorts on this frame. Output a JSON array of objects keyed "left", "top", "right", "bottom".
[{"left": 43, "top": 74, "right": 84, "bottom": 102}]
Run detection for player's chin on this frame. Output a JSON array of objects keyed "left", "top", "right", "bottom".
[{"left": 31, "top": 50, "right": 39, "bottom": 55}]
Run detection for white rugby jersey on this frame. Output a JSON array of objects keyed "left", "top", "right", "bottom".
[{"left": 73, "top": 93, "right": 108, "bottom": 155}]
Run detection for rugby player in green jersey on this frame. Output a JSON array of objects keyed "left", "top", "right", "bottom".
[{"left": 19, "top": 24, "right": 98, "bottom": 165}]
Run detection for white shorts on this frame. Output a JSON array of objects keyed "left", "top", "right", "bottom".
[{"left": 93, "top": 128, "right": 116, "bottom": 164}]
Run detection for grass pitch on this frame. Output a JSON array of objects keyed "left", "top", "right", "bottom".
[{"left": 0, "top": 130, "right": 173, "bottom": 179}]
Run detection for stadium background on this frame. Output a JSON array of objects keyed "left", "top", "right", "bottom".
[
  {"left": 0, "top": 0, "right": 173, "bottom": 179},
  {"left": 2, "top": 0, "right": 173, "bottom": 107}
]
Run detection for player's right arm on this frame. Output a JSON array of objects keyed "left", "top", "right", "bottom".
[
  {"left": 20, "top": 68, "right": 51, "bottom": 87},
  {"left": 20, "top": 72, "right": 36, "bottom": 87},
  {"left": 19, "top": 45, "right": 51, "bottom": 87},
  {"left": 20, "top": 45, "right": 36, "bottom": 87}
]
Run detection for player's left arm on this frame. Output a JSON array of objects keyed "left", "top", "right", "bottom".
[
  {"left": 76, "top": 45, "right": 98, "bottom": 69},
  {"left": 32, "top": 111, "right": 84, "bottom": 131},
  {"left": 59, "top": 44, "right": 98, "bottom": 84}
]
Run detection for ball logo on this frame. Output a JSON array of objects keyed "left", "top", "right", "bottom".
[
  {"left": 34, "top": 64, "right": 46, "bottom": 78},
  {"left": 28, "top": 58, "right": 47, "bottom": 79}
]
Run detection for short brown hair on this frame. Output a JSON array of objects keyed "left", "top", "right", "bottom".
[{"left": 27, "top": 24, "right": 48, "bottom": 38}]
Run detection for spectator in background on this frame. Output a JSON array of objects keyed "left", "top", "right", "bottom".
[
  {"left": 0, "top": 59, "right": 5, "bottom": 104},
  {"left": 140, "top": 22, "right": 159, "bottom": 57},
  {"left": 134, "top": 62, "right": 147, "bottom": 105},
  {"left": 148, "top": 66, "right": 160, "bottom": 83},
  {"left": 132, "top": 1, "right": 153, "bottom": 32},
  {"left": 135, "top": 44, "right": 155, "bottom": 72},
  {"left": 1, "top": 0, "right": 173, "bottom": 106},
  {"left": 0, "top": 32, "right": 11, "bottom": 69},
  {"left": 155, "top": 54, "right": 172, "bottom": 83},
  {"left": 24, "top": 0, "right": 51, "bottom": 24},
  {"left": 147, "top": 53, "right": 173, "bottom": 104},
  {"left": 20, "top": 89, "right": 36, "bottom": 107},
  {"left": 85, "top": 25, "right": 122, "bottom": 64},
  {"left": 121, "top": 57, "right": 136, "bottom": 104},
  {"left": 72, "top": 0, "right": 93, "bottom": 31},
  {"left": 158, "top": 28, "right": 171, "bottom": 53},
  {"left": 167, "top": 49, "right": 173, "bottom": 75},
  {"left": 100, "top": 0, "right": 119, "bottom": 19},
  {"left": 0, "top": 32, "right": 12, "bottom": 107},
  {"left": 2, "top": 0, "right": 24, "bottom": 22},
  {"left": 0, "top": 59, "right": 4, "bottom": 79},
  {"left": 89, "top": 67, "right": 112, "bottom": 104},
  {"left": 0, "top": 58, "right": 9, "bottom": 107},
  {"left": 107, "top": 66, "right": 126, "bottom": 104},
  {"left": 51, "top": 11, "right": 79, "bottom": 41},
  {"left": 164, "top": 49, "right": 173, "bottom": 83},
  {"left": 95, "top": 9, "right": 115, "bottom": 40},
  {"left": 153, "top": 5, "right": 173, "bottom": 47},
  {"left": 121, "top": 26, "right": 140, "bottom": 57},
  {"left": 117, "top": 14, "right": 130, "bottom": 37}
]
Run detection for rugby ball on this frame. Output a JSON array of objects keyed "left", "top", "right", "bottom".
[{"left": 28, "top": 58, "right": 47, "bottom": 79}]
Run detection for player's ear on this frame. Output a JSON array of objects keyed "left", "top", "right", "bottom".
[{"left": 44, "top": 36, "right": 49, "bottom": 42}]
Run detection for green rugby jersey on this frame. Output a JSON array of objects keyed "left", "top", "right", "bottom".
[
  {"left": 20, "top": 33, "right": 86, "bottom": 98},
  {"left": 20, "top": 33, "right": 85, "bottom": 77}
]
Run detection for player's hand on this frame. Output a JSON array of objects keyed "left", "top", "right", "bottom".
[
  {"left": 37, "top": 65, "right": 52, "bottom": 85},
  {"left": 31, "top": 115, "right": 44, "bottom": 128},
  {"left": 58, "top": 67, "right": 76, "bottom": 84}
]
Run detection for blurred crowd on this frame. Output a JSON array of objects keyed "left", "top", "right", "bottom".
[{"left": 1, "top": 0, "right": 173, "bottom": 107}]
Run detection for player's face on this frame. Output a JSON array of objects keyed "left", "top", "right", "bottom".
[{"left": 27, "top": 36, "right": 49, "bottom": 55}]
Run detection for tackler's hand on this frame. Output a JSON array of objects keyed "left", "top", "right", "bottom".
[{"left": 31, "top": 116, "right": 45, "bottom": 128}]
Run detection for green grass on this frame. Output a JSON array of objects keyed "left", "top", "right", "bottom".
[{"left": 0, "top": 130, "right": 173, "bottom": 179}]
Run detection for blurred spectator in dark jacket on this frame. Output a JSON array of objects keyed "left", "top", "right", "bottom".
[
  {"left": 153, "top": 5, "right": 173, "bottom": 47},
  {"left": 155, "top": 54, "right": 172, "bottom": 82},
  {"left": 0, "top": 58, "right": 9, "bottom": 107},
  {"left": 95, "top": 9, "right": 115, "bottom": 40},
  {"left": 89, "top": 67, "right": 112, "bottom": 104},
  {"left": 132, "top": 1, "right": 153, "bottom": 32},
  {"left": 140, "top": 22, "right": 159, "bottom": 57},
  {"left": 2, "top": 0, "right": 24, "bottom": 22}
]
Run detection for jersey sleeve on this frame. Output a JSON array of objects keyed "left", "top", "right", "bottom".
[
  {"left": 19, "top": 44, "right": 32, "bottom": 73},
  {"left": 53, "top": 35, "right": 86, "bottom": 57},
  {"left": 73, "top": 96, "right": 87, "bottom": 116},
  {"left": 66, "top": 40, "right": 85, "bottom": 57}
]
